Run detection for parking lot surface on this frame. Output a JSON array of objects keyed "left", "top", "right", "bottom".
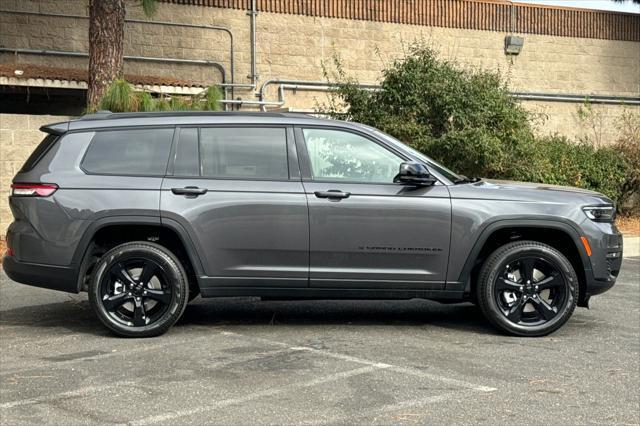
[{"left": 1, "top": 258, "right": 638, "bottom": 425}]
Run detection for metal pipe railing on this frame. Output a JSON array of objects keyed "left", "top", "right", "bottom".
[
  {"left": 0, "top": 9, "right": 237, "bottom": 98},
  {"left": 511, "top": 92, "right": 640, "bottom": 105},
  {"left": 0, "top": 47, "right": 226, "bottom": 88},
  {"left": 2, "top": 10, "right": 638, "bottom": 110},
  {"left": 248, "top": 0, "right": 258, "bottom": 87}
]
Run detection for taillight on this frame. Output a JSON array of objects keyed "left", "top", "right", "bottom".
[{"left": 11, "top": 183, "right": 58, "bottom": 197}]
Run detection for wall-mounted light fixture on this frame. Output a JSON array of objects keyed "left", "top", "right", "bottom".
[{"left": 504, "top": 35, "right": 524, "bottom": 55}]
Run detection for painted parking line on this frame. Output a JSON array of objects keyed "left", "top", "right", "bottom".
[
  {"left": 0, "top": 346, "right": 295, "bottom": 411},
  {"left": 0, "top": 382, "right": 134, "bottom": 410},
  {"left": 222, "top": 330, "right": 497, "bottom": 393},
  {"left": 130, "top": 330, "right": 497, "bottom": 425},
  {"left": 306, "top": 389, "right": 478, "bottom": 425},
  {"left": 0, "top": 327, "right": 231, "bottom": 376},
  {"left": 130, "top": 364, "right": 388, "bottom": 425}
]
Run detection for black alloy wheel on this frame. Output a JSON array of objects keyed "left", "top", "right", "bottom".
[
  {"left": 494, "top": 257, "right": 567, "bottom": 326},
  {"left": 477, "top": 241, "right": 578, "bottom": 337},
  {"left": 100, "top": 258, "right": 173, "bottom": 327},
  {"left": 89, "top": 242, "right": 189, "bottom": 337}
]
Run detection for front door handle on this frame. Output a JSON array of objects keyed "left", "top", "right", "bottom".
[
  {"left": 314, "top": 190, "right": 351, "bottom": 200},
  {"left": 171, "top": 186, "right": 207, "bottom": 197}
]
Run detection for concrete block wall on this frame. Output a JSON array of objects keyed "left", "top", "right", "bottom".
[{"left": 0, "top": 114, "right": 72, "bottom": 235}]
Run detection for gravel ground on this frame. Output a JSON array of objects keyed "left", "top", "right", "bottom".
[{"left": 1, "top": 258, "right": 638, "bottom": 425}]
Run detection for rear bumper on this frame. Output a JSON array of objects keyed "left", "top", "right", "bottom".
[{"left": 2, "top": 256, "right": 79, "bottom": 293}]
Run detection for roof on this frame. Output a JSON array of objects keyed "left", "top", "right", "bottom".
[
  {"left": 0, "top": 63, "right": 206, "bottom": 94},
  {"left": 42, "top": 111, "right": 339, "bottom": 133}
]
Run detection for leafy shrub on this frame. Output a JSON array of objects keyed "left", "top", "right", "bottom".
[
  {"left": 323, "top": 45, "right": 633, "bottom": 209},
  {"left": 614, "top": 110, "right": 640, "bottom": 213}
]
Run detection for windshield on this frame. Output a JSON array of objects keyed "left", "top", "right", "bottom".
[{"left": 366, "top": 128, "right": 464, "bottom": 183}]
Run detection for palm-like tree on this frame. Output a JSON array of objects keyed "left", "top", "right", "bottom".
[{"left": 88, "top": 0, "right": 157, "bottom": 110}]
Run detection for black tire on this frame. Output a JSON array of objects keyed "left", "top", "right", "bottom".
[
  {"left": 476, "top": 241, "right": 578, "bottom": 337},
  {"left": 88, "top": 242, "right": 189, "bottom": 337}
]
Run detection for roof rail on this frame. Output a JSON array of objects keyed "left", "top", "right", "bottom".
[
  {"left": 77, "top": 111, "right": 312, "bottom": 121},
  {"left": 78, "top": 110, "right": 114, "bottom": 120}
]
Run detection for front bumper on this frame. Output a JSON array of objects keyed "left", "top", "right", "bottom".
[
  {"left": 2, "top": 256, "right": 79, "bottom": 293},
  {"left": 579, "top": 228, "right": 623, "bottom": 306}
]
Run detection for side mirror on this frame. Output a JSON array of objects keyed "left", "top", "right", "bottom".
[{"left": 393, "top": 161, "right": 437, "bottom": 186}]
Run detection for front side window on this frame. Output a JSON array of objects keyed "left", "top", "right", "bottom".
[
  {"left": 82, "top": 128, "right": 174, "bottom": 176},
  {"left": 199, "top": 127, "right": 288, "bottom": 179},
  {"left": 303, "top": 128, "right": 402, "bottom": 183}
]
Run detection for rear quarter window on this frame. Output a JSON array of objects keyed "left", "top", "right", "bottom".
[
  {"left": 20, "top": 134, "right": 59, "bottom": 172},
  {"left": 82, "top": 128, "right": 174, "bottom": 176}
]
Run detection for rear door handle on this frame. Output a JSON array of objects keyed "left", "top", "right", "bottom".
[
  {"left": 314, "top": 190, "right": 351, "bottom": 200},
  {"left": 171, "top": 186, "right": 207, "bottom": 197}
]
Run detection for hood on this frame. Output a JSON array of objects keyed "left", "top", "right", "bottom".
[
  {"left": 480, "top": 179, "right": 604, "bottom": 196},
  {"left": 450, "top": 178, "right": 613, "bottom": 205}
]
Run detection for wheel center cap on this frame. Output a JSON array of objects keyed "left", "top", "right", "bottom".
[{"left": 132, "top": 283, "right": 144, "bottom": 295}]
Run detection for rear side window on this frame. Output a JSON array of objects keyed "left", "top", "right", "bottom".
[
  {"left": 20, "top": 134, "right": 59, "bottom": 172},
  {"left": 174, "top": 127, "right": 288, "bottom": 179},
  {"left": 200, "top": 127, "right": 288, "bottom": 179},
  {"left": 82, "top": 128, "right": 174, "bottom": 176}
]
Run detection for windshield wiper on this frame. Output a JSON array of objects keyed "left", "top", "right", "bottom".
[{"left": 453, "top": 175, "right": 481, "bottom": 184}]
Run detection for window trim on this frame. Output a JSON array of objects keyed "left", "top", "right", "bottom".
[
  {"left": 295, "top": 125, "right": 416, "bottom": 186},
  {"left": 168, "top": 124, "right": 295, "bottom": 182},
  {"left": 80, "top": 127, "right": 177, "bottom": 178}
]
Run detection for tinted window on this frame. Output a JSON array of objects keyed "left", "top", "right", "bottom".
[
  {"left": 303, "top": 128, "right": 402, "bottom": 183},
  {"left": 200, "top": 127, "right": 288, "bottom": 179},
  {"left": 20, "top": 134, "right": 59, "bottom": 172},
  {"left": 82, "top": 129, "right": 173, "bottom": 176},
  {"left": 174, "top": 128, "right": 200, "bottom": 176}
]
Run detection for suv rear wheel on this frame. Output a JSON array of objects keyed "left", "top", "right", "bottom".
[
  {"left": 88, "top": 242, "right": 189, "bottom": 337},
  {"left": 476, "top": 241, "right": 578, "bottom": 337}
]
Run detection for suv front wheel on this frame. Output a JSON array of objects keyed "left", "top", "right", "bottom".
[
  {"left": 476, "top": 241, "right": 578, "bottom": 337},
  {"left": 88, "top": 242, "right": 189, "bottom": 337}
]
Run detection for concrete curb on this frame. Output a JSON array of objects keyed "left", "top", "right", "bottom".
[{"left": 623, "top": 236, "right": 640, "bottom": 258}]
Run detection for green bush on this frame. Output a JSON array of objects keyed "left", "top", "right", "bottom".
[
  {"left": 613, "top": 111, "right": 640, "bottom": 213},
  {"left": 324, "top": 45, "right": 633, "bottom": 209}
]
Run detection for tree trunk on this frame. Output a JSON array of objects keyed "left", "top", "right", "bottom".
[{"left": 88, "top": 0, "right": 125, "bottom": 111}]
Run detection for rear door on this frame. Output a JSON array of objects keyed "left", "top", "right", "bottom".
[
  {"left": 160, "top": 125, "right": 309, "bottom": 289},
  {"left": 296, "top": 126, "right": 451, "bottom": 289}
]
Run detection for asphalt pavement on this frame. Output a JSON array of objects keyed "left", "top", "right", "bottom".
[{"left": 1, "top": 258, "right": 638, "bottom": 425}]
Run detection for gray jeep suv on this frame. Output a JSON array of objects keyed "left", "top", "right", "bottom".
[{"left": 3, "top": 112, "right": 623, "bottom": 337}]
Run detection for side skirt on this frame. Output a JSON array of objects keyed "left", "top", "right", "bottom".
[{"left": 199, "top": 286, "right": 465, "bottom": 301}]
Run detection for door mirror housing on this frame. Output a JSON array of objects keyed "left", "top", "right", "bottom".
[{"left": 393, "top": 161, "right": 437, "bottom": 186}]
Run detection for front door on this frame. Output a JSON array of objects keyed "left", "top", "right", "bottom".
[
  {"left": 296, "top": 127, "right": 451, "bottom": 289},
  {"left": 161, "top": 125, "right": 309, "bottom": 288}
]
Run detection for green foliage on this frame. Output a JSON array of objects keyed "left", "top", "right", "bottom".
[
  {"left": 197, "top": 86, "right": 224, "bottom": 111},
  {"left": 138, "top": 91, "right": 156, "bottom": 112},
  {"left": 140, "top": 0, "right": 158, "bottom": 17},
  {"left": 99, "top": 79, "right": 139, "bottom": 112},
  {"left": 323, "top": 44, "right": 634, "bottom": 210},
  {"left": 614, "top": 110, "right": 640, "bottom": 213},
  {"left": 97, "top": 79, "right": 223, "bottom": 113}
]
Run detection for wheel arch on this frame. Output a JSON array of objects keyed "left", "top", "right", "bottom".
[
  {"left": 458, "top": 219, "right": 591, "bottom": 305},
  {"left": 73, "top": 216, "right": 205, "bottom": 293}
]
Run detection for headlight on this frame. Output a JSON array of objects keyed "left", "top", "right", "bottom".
[{"left": 582, "top": 206, "right": 616, "bottom": 222}]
